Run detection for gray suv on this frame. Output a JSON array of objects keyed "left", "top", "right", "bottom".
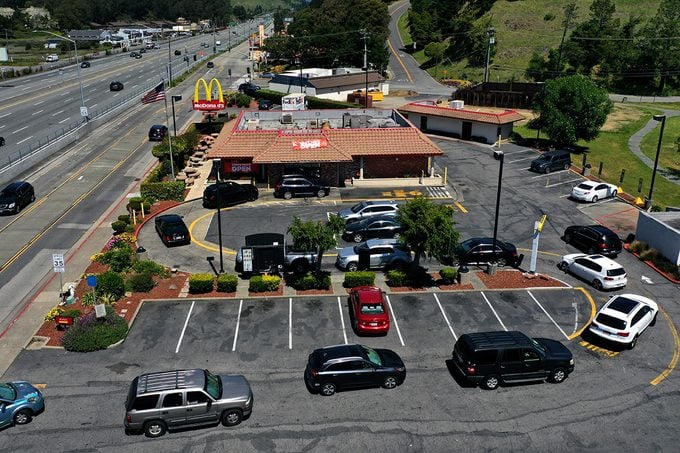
[
  {"left": 337, "top": 200, "right": 399, "bottom": 224},
  {"left": 530, "top": 150, "right": 571, "bottom": 173},
  {"left": 124, "top": 369, "right": 253, "bottom": 438},
  {"left": 336, "top": 238, "right": 412, "bottom": 272}
]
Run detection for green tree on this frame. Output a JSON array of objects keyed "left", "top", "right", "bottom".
[
  {"left": 423, "top": 40, "right": 449, "bottom": 77},
  {"left": 636, "top": 0, "right": 680, "bottom": 92},
  {"left": 287, "top": 215, "right": 344, "bottom": 272},
  {"left": 395, "top": 197, "right": 459, "bottom": 267},
  {"left": 531, "top": 75, "right": 613, "bottom": 146}
]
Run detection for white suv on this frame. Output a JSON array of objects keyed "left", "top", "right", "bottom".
[
  {"left": 558, "top": 254, "right": 627, "bottom": 290},
  {"left": 589, "top": 294, "right": 658, "bottom": 349},
  {"left": 336, "top": 200, "right": 399, "bottom": 224}
]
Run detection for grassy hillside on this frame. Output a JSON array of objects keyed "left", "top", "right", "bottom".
[{"left": 403, "top": 0, "right": 661, "bottom": 83}]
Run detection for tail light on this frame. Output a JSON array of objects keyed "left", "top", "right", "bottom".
[
  {"left": 604, "top": 276, "right": 614, "bottom": 281},
  {"left": 598, "top": 243, "right": 607, "bottom": 250},
  {"left": 311, "top": 369, "right": 318, "bottom": 377},
  {"left": 165, "top": 235, "right": 171, "bottom": 242},
  {"left": 466, "top": 365, "right": 477, "bottom": 375},
  {"left": 126, "top": 415, "right": 132, "bottom": 423},
  {"left": 617, "top": 332, "right": 630, "bottom": 337}
]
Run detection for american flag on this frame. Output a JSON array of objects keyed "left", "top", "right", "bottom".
[{"left": 141, "top": 82, "right": 166, "bottom": 104}]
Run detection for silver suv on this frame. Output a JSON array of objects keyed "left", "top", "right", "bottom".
[
  {"left": 336, "top": 200, "right": 399, "bottom": 224},
  {"left": 336, "top": 238, "right": 412, "bottom": 272},
  {"left": 124, "top": 369, "right": 253, "bottom": 438}
]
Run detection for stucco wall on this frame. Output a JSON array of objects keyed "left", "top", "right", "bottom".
[{"left": 635, "top": 211, "right": 680, "bottom": 265}]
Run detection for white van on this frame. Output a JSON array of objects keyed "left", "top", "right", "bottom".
[{"left": 45, "top": 54, "right": 59, "bottom": 62}]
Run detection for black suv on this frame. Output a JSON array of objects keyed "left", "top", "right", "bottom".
[
  {"left": 563, "top": 225, "right": 622, "bottom": 257},
  {"left": 0, "top": 181, "right": 35, "bottom": 215},
  {"left": 110, "top": 81, "right": 124, "bottom": 91},
  {"left": 274, "top": 175, "right": 330, "bottom": 199},
  {"left": 451, "top": 331, "right": 574, "bottom": 390},
  {"left": 530, "top": 150, "right": 571, "bottom": 174},
  {"left": 304, "top": 344, "right": 406, "bottom": 396},
  {"left": 202, "top": 181, "right": 258, "bottom": 209},
  {"left": 238, "top": 82, "right": 261, "bottom": 96},
  {"left": 148, "top": 125, "right": 168, "bottom": 141}
]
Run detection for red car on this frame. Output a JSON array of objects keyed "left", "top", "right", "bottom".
[{"left": 349, "top": 286, "right": 390, "bottom": 335}]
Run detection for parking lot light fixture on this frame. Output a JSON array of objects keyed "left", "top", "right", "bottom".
[
  {"left": 647, "top": 114, "right": 666, "bottom": 209},
  {"left": 491, "top": 150, "right": 504, "bottom": 271}
]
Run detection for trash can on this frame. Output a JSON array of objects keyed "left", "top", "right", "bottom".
[
  {"left": 458, "top": 266, "right": 470, "bottom": 285},
  {"left": 136, "top": 246, "right": 148, "bottom": 261},
  {"left": 487, "top": 262, "right": 498, "bottom": 275},
  {"left": 582, "top": 163, "right": 592, "bottom": 176}
]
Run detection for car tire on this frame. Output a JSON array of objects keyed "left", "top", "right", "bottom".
[
  {"left": 144, "top": 420, "right": 167, "bottom": 438},
  {"left": 353, "top": 233, "right": 363, "bottom": 243},
  {"left": 548, "top": 368, "right": 567, "bottom": 383},
  {"left": 558, "top": 261, "right": 569, "bottom": 272},
  {"left": 320, "top": 382, "right": 336, "bottom": 396},
  {"left": 651, "top": 313, "right": 657, "bottom": 326},
  {"left": 283, "top": 191, "right": 293, "bottom": 200},
  {"left": 591, "top": 195, "right": 598, "bottom": 203},
  {"left": 221, "top": 408, "right": 243, "bottom": 427},
  {"left": 382, "top": 376, "right": 398, "bottom": 389},
  {"left": 393, "top": 232, "right": 401, "bottom": 239},
  {"left": 346, "top": 262, "right": 359, "bottom": 272},
  {"left": 612, "top": 190, "right": 618, "bottom": 198},
  {"left": 564, "top": 233, "right": 572, "bottom": 244},
  {"left": 13, "top": 408, "right": 32, "bottom": 425},
  {"left": 497, "top": 257, "right": 507, "bottom": 266},
  {"left": 629, "top": 335, "right": 639, "bottom": 349},
  {"left": 544, "top": 167, "right": 551, "bottom": 174},
  {"left": 482, "top": 375, "right": 500, "bottom": 390},
  {"left": 592, "top": 279, "right": 603, "bottom": 290},
  {"left": 563, "top": 163, "right": 570, "bottom": 171},
  {"left": 30, "top": 194, "right": 36, "bottom": 202},
  {"left": 316, "top": 189, "right": 326, "bottom": 198}
]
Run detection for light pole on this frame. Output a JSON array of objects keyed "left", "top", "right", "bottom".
[
  {"left": 36, "top": 30, "right": 88, "bottom": 122},
  {"left": 647, "top": 114, "right": 666, "bottom": 209},
  {"left": 484, "top": 27, "right": 495, "bottom": 83},
  {"left": 171, "top": 95, "right": 182, "bottom": 137},
  {"left": 167, "top": 33, "right": 173, "bottom": 85},
  {"left": 491, "top": 150, "right": 504, "bottom": 273},
  {"left": 162, "top": 83, "right": 175, "bottom": 180}
]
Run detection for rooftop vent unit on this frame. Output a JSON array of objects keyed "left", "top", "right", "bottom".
[
  {"left": 449, "top": 100, "right": 464, "bottom": 110},
  {"left": 246, "top": 118, "right": 260, "bottom": 130},
  {"left": 281, "top": 113, "right": 293, "bottom": 124},
  {"left": 308, "top": 119, "right": 319, "bottom": 128}
]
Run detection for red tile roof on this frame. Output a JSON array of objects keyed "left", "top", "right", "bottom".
[
  {"left": 209, "top": 112, "right": 443, "bottom": 163},
  {"left": 397, "top": 102, "right": 525, "bottom": 125}
]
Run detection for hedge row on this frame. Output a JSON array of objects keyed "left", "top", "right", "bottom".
[{"left": 188, "top": 273, "right": 239, "bottom": 294}]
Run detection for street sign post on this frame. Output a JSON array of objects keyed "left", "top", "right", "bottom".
[{"left": 53, "top": 253, "right": 65, "bottom": 301}]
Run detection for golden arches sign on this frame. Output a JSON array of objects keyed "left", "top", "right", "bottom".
[{"left": 192, "top": 78, "right": 225, "bottom": 111}]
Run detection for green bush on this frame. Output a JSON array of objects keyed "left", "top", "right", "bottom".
[
  {"left": 217, "top": 274, "right": 238, "bottom": 292},
  {"left": 629, "top": 240, "right": 648, "bottom": 254},
  {"left": 249, "top": 275, "right": 281, "bottom": 292},
  {"left": 118, "top": 214, "right": 131, "bottom": 224},
  {"left": 81, "top": 292, "right": 97, "bottom": 307},
  {"left": 189, "top": 273, "right": 214, "bottom": 293},
  {"left": 140, "top": 180, "right": 186, "bottom": 202},
  {"left": 639, "top": 248, "right": 659, "bottom": 262},
  {"left": 126, "top": 272, "right": 155, "bottom": 292},
  {"left": 99, "top": 245, "right": 133, "bottom": 273},
  {"left": 133, "top": 260, "right": 170, "bottom": 278},
  {"left": 62, "top": 306, "right": 128, "bottom": 352},
  {"left": 386, "top": 269, "right": 409, "bottom": 287},
  {"left": 128, "top": 196, "right": 144, "bottom": 212},
  {"left": 62, "top": 309, "right": 81, "bottom": 318},
  {"left": 111, "top": 220, "right": 127, "bottom": 234},
  {"left": 440, "top": 267, "right": 459, "bottom": 284},
  {"left": 287, "top": 272, "right": 331, "bottom": 290},
  {"left": 343, "top": 271, "right": 375, "bottom": 288},
  {"left": 97, "top": 271, "right": 126, "bottom": 300}
]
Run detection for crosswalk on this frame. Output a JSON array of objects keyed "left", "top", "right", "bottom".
[{"left": 426, "top": 186, "right": 451, "bottom": 199}]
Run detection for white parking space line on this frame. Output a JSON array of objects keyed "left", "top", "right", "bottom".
[
  {"left": 481, "top": 292, "right": 508, "bottom": 331},
  {"left": 175, "top": 301, "right": 195, "bottom": 353},
  {"left": 337, "top": 296, "right": 348, "bottom": 344},
  {"left": 546, "top": 178, "right": 582, "bottom": 188},
  {"left": 289, "top": 298, "right": 293, "bottom": 350},
  {"left": 507, "top": 156, "right": 537, "bottom": 164},
  {"left": 385, "top": 295, "right": 405, "bottom": 346},
  {"left": 527, "top": 291, "right": 570, "bottom": 340},
  {"left": 433, "top": 294, "right": 457, "bottom": 341},
  {"left": 232, "top": 299, "right": 243, "bottom": 351},
  {"left": 531, "top": 170, "right": 569, "bottom": 179}
]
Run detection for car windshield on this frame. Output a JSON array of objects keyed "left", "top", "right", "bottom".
[
  {"left": 458, "top": 240, "right": 477, "bottom": 253},
  {"left": 204, "top": 370, "right": 221, "bottom": 399},
  {"left": 0, "top": 383, "right": 16, "bottom": 400},
  {"left": 351, "top": 202, "right": 368, "bottom": 213},
  {"left": 360, "top": 303, "right": 384, "bottom": 314},
  {"left": 361, "top": 345, "right": 383, "bottom": 366},
  {"left": 596, "top": 313, "right": 627, "bottom": 330}
]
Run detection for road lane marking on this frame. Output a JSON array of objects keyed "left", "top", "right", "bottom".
[
  {"left": 578, "top": 340, "right": 619, "bottom": 357},
  {"left": 0, "top": 112, "right": 11, "bottom": 119},
  {"left": 289, "top": 298, "right": 293, "bottom": 350},
  {"left": 337, "top": 296, "right": 348, "bottom": 344},
  {"left": 454, "top": 201, "right": 468, "bottom": 213},
  {"left": 31, "top": 110, "right": 44, "bottom": 116},
  {"left": 481, "top": 292, "right": 507, "bottom": 331},
  {"left": 51, "top": 110, "right": 64, "bottom": 117},
  {"left": 16, "top": 136, "right": 33, "bottom": 145},
  {"left": 58, "top": 118, "right": 68, "bottom": 124},
  {"left": 433, "top": 293, "right": 457, "bottom": 341},
  {"left": 232, "top": 299, "right": 243, "bottom": 351},
  {"left": 175, "top": 301, "right": 195, "bottom": 353},
  {"left": 527, "top": 290, "right": 569, "bottom": 340},
  {"left": 385, "top": 295, "right": 405, "bottom": 346},
  {"left": 569, "top": 287, "right": 597, "bottom": 339},
  {"left": 33, "top": 100, "right": 44, "bottom": 106},
  {"left": 12, "top": 126, "right": 28, "bottom": 134},
  {"left": 650, "top": 306, "right": 680, "bottom": 385}
]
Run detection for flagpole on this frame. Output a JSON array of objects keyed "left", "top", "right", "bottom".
[{"left": 162, "top": 80, "right": 175, "bottom": 180}]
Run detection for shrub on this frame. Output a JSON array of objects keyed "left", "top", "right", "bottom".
[
  {"left": 217, "top": 274, "right": 238, "bottom": 292},
  {"left": 96, "top": 245, "right": 133, "bottom": 273},
  {"left": 97, "top": 271, "right": 126, "bottom": 300},
  {"left": 639, "top": 248, "right": 659, "bottom": 262},
  {"left": 249, "top": 275, "right": 281, "bottom": 292},
  {"left": 62, "top": 309, "right": 82, "bottom": 318},
  {"left": 629, "top": 240, "right": 648, "bottom": 254},
  {"left": 133, "top": 260, "right": 170, "bottom": 278},
  {"left": 81, "top": 291, "right": 98, "bottom": 307},
  {"left": 44, "top": 307, "right": 64, "bottom": 321},
  {"left": 111, "top": 220, "right": 127, "bottom": 234},
  {"left": 118, "top": 214, "right": 131, "bottom": 224},
  {"left": 386, "top": 269, "right": 409, "bottom": 287},
  {"left": 343, "top": 271, "right": 375, "bottom": 288},
  {"left": 61, "top": 306, "right": 128, "bottom": 352},
  {"left": 128, "top": 196, "right": 144, "bottom": 212},
  {"left": 127, "top": 272, "right": 156, "bottom": 292},
  {"left": 440, "top": 267, "right": 459, "bottom": 284},
  {"left": 287, "top": 272, "right": 331, "bottom": 290},
  {"left": 189, "top": 273, "right": 214, "bottom": 293}
]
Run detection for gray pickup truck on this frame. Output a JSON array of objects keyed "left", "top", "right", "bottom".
[{"left": 235, "top": 233, "right": 317, "bottom": 275}]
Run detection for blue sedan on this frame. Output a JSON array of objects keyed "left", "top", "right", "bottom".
[{"left": 0, "top": 381, "right": 45, "bottom": 428}]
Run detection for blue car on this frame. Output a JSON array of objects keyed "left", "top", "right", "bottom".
[{"left": 0, "top": 381, "right": 45, "bottom": 428}]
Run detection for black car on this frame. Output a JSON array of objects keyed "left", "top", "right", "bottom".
[
  {"left": 258, "top": 99, "right": 273, "bottom": 110},
  {"left": 0, "top": 181, "right": 35, "bottom": 215},
  {"left": 452, "top": 331, "right": 574, "bottom": 390},
  {"left": 207, "top": 61, "right": 215, "bottom": 69},
  {"left": 110, "top": 81, "right": 124, "bottom": 91},
  {"left": 445, "top": 237, "right": 519, "bottom": 267},
  {"left": 563, "top": 225, "right": 622, "bottom": 257},
  {"left": 202, "top": 181, "right": 259, "bottom": 209},
  {"left": 148, "top": 124, "right": 168, "bottom": 141},
  {"left": 154, "top": 214, "right": 190, "bottom": 246},
  {"left": 80, "top": 61, "right": 90, "bottom": 68},
  {"left": 342, "top": 215, "right": 403, "bottom": 243},
  {"left": 238, "top": 82, "right": 261, "bottom": 96},
  {"left": 174, "top": 49, "right": 182, "bottom": 56},
  {"left": 529, "top": 149, "right": 572, "bottom": 174},
  {"left": 304, "top": 344, "right": 406, "bottom": 396},
  {"left": 274, "top": 175, "right": 330, "bottom": 200}
]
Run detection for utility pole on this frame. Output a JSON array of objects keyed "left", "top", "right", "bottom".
[
  {"left": 361, "top": 29, "right": 369, "bottom": 108},
  {"left": 483, "top": 27, "right": 495, "bottom": 83}
]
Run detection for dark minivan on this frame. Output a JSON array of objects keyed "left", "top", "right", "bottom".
[
  {"left": 530, "top": 150, "right": 572, "bottom": 174},
  {"left": 148, "top": 125, "right": 168, "bottom": 142},
  {"left": 0, "top": 181, "right": 35, "bottom": 215},
  {"left": 563, "top": 225, "right": 622, "bottom": 257},
  {"left": 452, "top": 331, "right": 574, "bottom": 390}
]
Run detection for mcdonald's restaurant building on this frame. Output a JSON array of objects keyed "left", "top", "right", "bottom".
[{"left": 207, "top": 108, "right": 443, "bottom": 186}]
